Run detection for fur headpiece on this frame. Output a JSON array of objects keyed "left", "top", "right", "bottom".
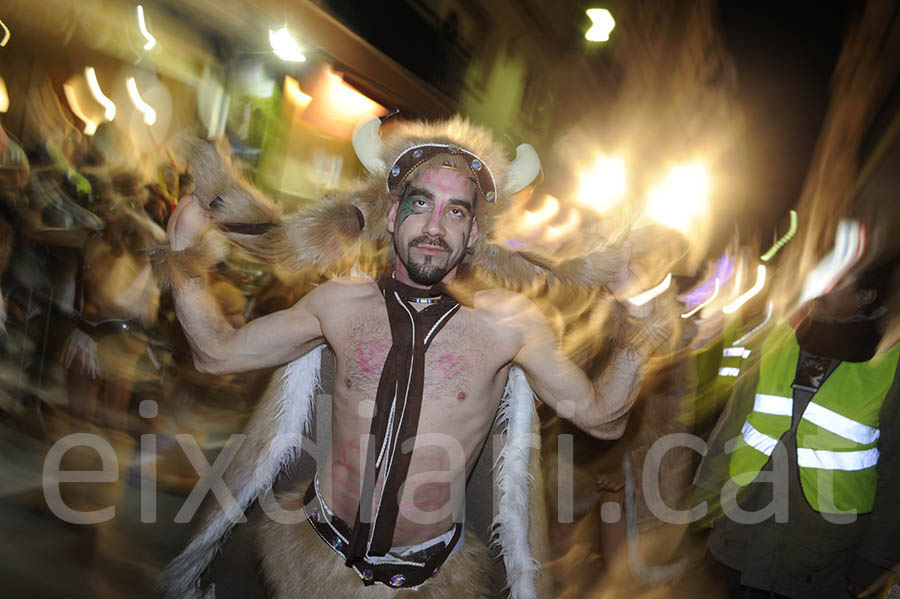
[{"left": 183, "top": 116, "right": 623, "bottom": 290}]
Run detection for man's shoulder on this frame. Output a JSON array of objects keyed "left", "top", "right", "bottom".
[
  {"left": 472, "top": 287, "right": 538, "bottom": 320},
  {"left": 300, "top": 276, "right": 380, "bottom": 312},
  {"left": 320, "top": 276, "right": 380, "bottom": 300}
]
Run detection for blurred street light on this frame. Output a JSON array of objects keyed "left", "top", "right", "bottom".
[
  {"left": 577, "top": 155, "right": 626, "bottom": 212},
  {"left": 284, "top": 76, "right": 312, "bottom": 110},
  {"left": 269, "top": 27, "right": 306, "bottom": 63},
  {"left": 0, "top": 18, "right": 9, "bottom": 47},
  {"left": 63, "top": 83, "right": 98, "bottom": 135},
  {"left": 136, "top": 5, "right": 157, "bottom": 51},
  {"left": 629, "top": 272, "right": 672, "bottom": 307},
  {"left": 760, "top": 209, "right": 798, "bottom": 261},
  {"left": 586, "top": 8, "right": 615, "bottom": 42},
  {"left": 681, "top": 278, "right": 719, "bottom": 318},
  {"left": 723, "top": 264, "right": 766, "bottom": 314},
  {"left": 645, "top": 162, "right": 710, "bottom": 233},
  {"left": 126, "top": 77, "right": 156, "bottom": 126},
  {"left": 84, "top": 67, "right": 116, "bottom": 121},
  {"left": 0, "top": 76, "right": 8, "bottom": 113}
]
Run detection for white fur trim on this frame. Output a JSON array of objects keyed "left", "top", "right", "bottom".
[
  {"left": 61, "top": 329, "right": 100, "bottom": 379},
  {"left": 491, "top": 366, "right": 540, "bottom": 599},
  {"left": 624, "top": 451, "right": 688, "bottom": 586},
  {"left": 159, "top": 346, "right": 323, "bottom": 599}
]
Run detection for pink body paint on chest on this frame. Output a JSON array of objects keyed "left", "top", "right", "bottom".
[
  {"left": 437, "top": 352, "right": 468, "bottom": 381},
  {"left": 356, "top": 340, "right": 390, "bottom": 374}
]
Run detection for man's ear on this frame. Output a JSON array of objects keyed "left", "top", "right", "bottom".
[
  {"left": 467, "top": 216, "right": 480, "bottom": 249},
  {"left": 387, "top": 199, "right": 399, "bottom": 234},
  {"left": 858, "top": 289, "right": 877, "bottom": 308}
]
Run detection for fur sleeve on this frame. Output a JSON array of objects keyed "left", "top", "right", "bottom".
[{"left": 158, "top": 347, "right": 323, "bottom": 599}]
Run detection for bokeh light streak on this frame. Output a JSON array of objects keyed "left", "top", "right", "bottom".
[
  {"left": 628, "top": 272, "right": 672, "bottom": 307},
  {"left": 85, "top": 67, "right": 116, "bottom": 121},
  {"left": 126, "top": 77, "right": 156, "bottom": 125},
  {"left": 0, "top": 18, "right": 9, "bottom": 47},
  {"left": 734, "top": 301, "right": 774, "bottom": 347},
  {"left": 522, "top": 194, "right": 560, "bottom": 233},
  {"left": 0, "top": 76, "right": 8, "bottom": 113},
  {"left": 62, "top": 83, "right": 98, "bottom": 135},
  {"left": 680, "top": 251, "right": 734, "bottom": 308},
  {"left": 544, "top": 209, "right": 581, "bottom": 242},
  {"left": 681, "top": 278, "right": 719, "bottom": 318},
  {"left": 136, "top": 6, "right": 156, "bottom": 51},
  {"left": 799, "top": 220, "right": 867, "bottom": 305},
  {"left": 269, "top": 27, "right": 306, "bottom": 62},
  {"left": 761, "top": 209, "right": 798, "bottom": 262},
  {"left": 723, "top": 264, "right": 766, "bottom": 314}
]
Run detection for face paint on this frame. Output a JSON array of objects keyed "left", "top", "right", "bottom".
[
  {"left": 396, "top": 185, "right": 430, "bottom": 227},
  {"left": 391, "top": 168, "right": 478, "bottom": 287}
]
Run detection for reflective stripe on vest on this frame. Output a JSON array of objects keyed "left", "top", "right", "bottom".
[
  {"left": 741, "top": 420, "right": 778, "bottom": 456},
  {"left": 723, "top": 347, "right": 752, "bottom": 359},
  {"left": 754, "top": 393, "right": 792, "bottom": 416},
  {"left": 752, "top": 394, "right": 880, "bottom": 443},
  {"left": 717, "top": 346, "right": 751, "bottom": 379},
  {"left": 796, "top": 447, "right": 880, "bottom": 471},
  {"left": 802, "top": 403, "right": 880, "bottom": 444}
]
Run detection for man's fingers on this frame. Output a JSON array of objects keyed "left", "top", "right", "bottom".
[{"left": 168, "top": 195, "right": 212, "bottom": 250}]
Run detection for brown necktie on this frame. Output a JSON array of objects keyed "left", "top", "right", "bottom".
[{"left": 346, "top": 276, "right": 461, "bottom": 560}]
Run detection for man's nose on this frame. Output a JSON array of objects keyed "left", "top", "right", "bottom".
[{"left": 423, "top": 210, "right": 446, "bottom": 236}]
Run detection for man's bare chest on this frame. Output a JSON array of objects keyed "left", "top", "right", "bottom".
[{"left": 334, "top": 304, "right": 504, "bottom": 399}]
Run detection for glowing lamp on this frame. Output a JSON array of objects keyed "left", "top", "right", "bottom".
[
  {"left": 269, "top": 27, "right": 306, "bottom": 63},
  {"left": 645, "top": 162, "right": 709, "bottom": 233},
  {"left": 577, "top": 155, "right": 626, "bottom": 212},
  {"left": 586, "top": 9, "right": 615, "bottom": 42}
]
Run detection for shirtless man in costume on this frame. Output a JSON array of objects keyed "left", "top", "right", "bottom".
[{"left": 160, "top": 117, "right": 662, "bottom": 598}]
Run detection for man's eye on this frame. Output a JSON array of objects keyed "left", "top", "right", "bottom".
[
  {"left": 450, "top": 208, "right": 465, "bottom": 217},
  {"left": 413, "top": 199, "right": 429, "bottom": 208}
]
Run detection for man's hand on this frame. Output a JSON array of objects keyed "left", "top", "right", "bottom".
[
  {"left": 167, "top": 195, "right": 211, "bottom": 251},
  {"left": 606, "top": 241, "right": 640, "bottom": 301}
]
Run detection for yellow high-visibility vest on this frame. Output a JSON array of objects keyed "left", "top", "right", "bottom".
[{"left": 729, "top": 323, "right": 900, "bottom": 513}]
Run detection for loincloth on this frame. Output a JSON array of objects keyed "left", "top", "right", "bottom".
[{"left": 256, "top": 481, "right": 495, "bottom": 598}]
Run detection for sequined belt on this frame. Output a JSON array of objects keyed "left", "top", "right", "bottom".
[{"left": 302, "top": 480, "right": 462, "bottom": 589}]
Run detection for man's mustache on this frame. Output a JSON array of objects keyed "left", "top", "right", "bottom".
[{"left": 409, "top": 235, "right": 451, "bottom": 252}]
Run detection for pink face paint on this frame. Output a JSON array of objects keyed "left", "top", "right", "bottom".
[{"left": 417, "top": 168, "right": 475, "bottom": 196}]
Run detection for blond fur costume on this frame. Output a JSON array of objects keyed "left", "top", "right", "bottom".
[{"left": 156, "top": 117, "right": 584, "bottom": 599}]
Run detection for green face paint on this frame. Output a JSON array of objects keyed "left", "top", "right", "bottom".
[{"left": 396, "top": 185, "right": 431, "bottom": 227}]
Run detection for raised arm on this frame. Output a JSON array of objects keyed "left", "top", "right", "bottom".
[
  {"left": 491, "top": 283, "right": 666, "bottom": 440},
  {"left": 166, "top": 195, "right": 325, "bottom": 374}
]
